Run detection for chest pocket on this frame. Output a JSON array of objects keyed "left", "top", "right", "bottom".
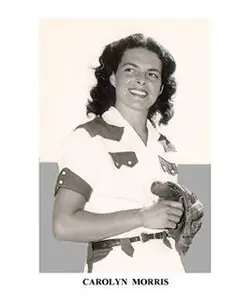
[
  {"left": 108, "top": 152, "right": 138, "bottom": 169},
  {"left": 158, "top": 155, "right": 178, "bottom": 176}
]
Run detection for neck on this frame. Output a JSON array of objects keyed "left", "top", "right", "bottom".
[{"left": 115, "top": 102, "right": 148, "bottom": 134}]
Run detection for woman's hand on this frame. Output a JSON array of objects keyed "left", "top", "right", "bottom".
[{"left": 139, "top": 200, "right": 184, "bottom": 229}]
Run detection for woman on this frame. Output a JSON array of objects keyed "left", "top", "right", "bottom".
[{"left": 53, "top": 33, "right": 185, "bottom": 272}]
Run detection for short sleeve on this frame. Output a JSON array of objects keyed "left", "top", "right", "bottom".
[{"left": 54, "top": 128, "right": 100, "bottom": 200}]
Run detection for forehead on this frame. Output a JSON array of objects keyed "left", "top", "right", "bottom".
[{"left": 119, "top": 47, "right": 162, "bottom": 71}]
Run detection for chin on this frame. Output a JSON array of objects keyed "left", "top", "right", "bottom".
[{"left": 130, "top": 103, "right": 152, "bottom": 112}]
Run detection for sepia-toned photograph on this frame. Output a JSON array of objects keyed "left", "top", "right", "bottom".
[{"left": 39, "top": 19, "right": 211, "bottom": 273}]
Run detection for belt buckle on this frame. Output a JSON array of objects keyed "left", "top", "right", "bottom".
[
  {"left": 140, "top": 232, "right": 150, "bottom": 243},
  {"left": 140, "top": 232, "right": 145, "bottom": 243},
  {"left": 163, "top": 229, "right": 169, "bottom": 236}
]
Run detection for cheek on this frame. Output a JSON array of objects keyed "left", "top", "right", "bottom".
[
  {"left": 150, "top": 83, "right": 162, "bottom": 95},
  {"left": 115, "top": 78, "right": 130, "bottom": 98},
  {"left": 116, "top": 76, "right": 132, "bottom": 88}
]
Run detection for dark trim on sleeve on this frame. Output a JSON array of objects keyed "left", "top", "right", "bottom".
[{"left": 54, "top": 168, "right": 93, "bottom": 200}]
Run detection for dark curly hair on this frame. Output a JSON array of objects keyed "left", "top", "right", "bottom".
[{"left": 87, "top": 33, "right": 177, "bottom": 125}]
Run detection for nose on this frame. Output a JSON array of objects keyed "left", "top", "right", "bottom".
[{"left": 136, "top": 73, "right": 146, "bottom": 85}]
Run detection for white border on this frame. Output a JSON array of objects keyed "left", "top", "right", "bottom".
[{"left": 1, "top": 0, "right": 249, "bottom": 299}]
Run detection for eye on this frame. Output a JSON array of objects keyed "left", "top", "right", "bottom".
[
  {"left": 124, "top": 67, "right": 135, "bottom": 73},
  {"left": 148, "top": 72, "right": 159, "bottom": 79}
]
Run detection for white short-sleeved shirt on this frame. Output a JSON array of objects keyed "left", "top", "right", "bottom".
[{"left": 56, "top": 106, "right": 185, "bottom": 272}]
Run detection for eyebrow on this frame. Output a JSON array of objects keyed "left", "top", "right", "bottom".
[{"left": 122, "top": 63, "right": 161, "bottom": 74}]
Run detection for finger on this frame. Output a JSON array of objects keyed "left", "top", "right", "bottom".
[
  {"left": 164, "top": 200, "right": 184, "bottom": 210},
  {"left": 167, "top": 207, "right": 184, "bottom": 217},
  {"left": 168, "top": 214, "right": 181, "bottom": 223},
  {"left": 166, "top": 221, "right": 178, "bottom": 229}
]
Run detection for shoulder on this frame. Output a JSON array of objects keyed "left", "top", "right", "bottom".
[{"left": 74, "top": 116, "right": 124, "bottom": 141}]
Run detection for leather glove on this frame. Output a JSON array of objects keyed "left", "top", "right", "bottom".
[{"left": 151, "top": 181, "right": 204, "bottom": 255}]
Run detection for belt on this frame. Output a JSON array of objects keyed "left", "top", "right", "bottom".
[{"left": 92, "top": 230, "right": 169, "bottom": 251}]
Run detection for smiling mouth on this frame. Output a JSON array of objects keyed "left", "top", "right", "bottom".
[{"left": 128, "top": 88, "right": 148, "bottom": 98}]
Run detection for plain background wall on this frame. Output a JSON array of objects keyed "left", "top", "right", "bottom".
[{"left": 39, "top": 19, "right": 211, "bottom": 164}]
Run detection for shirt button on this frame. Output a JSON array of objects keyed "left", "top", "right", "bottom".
[
  {"left": 59, "top": 180, "right": 63, "bottom": 184},
  {"left": 62, "top": 171, "right": 66, "bottom": 175},
  {"left": 128, "top": 160, "right": 132, "bottom": 165}
]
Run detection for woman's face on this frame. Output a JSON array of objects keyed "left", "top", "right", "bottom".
[{"left": 110, "top": 47, "right": 163, "bottom": 113}]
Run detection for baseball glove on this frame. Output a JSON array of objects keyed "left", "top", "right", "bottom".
[{"left": 151, "top": 181, "right": 204, "bottom": 255}]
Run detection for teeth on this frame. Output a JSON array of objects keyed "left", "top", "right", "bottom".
[{"left": 129, "top": 89, "right": 147, "bottom": 96}]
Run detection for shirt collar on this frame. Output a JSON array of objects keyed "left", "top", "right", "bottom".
[
  {"left": 102, "top": 106, "right": 161, "bottom": 142},
  {"left": 102, "top": 106, "right": 128, "bottom": 127}
]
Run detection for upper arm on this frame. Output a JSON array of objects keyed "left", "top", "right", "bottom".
[
  {"left": 53, "top": 188, "right": 87, "bottom": 218},
  {"left": 52, "top": 188, "right": 87, "bottom": 240}
]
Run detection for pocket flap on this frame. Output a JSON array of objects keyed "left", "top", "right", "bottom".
[{"left": 108, "top": 152, "right": 138, "bottom": 169}]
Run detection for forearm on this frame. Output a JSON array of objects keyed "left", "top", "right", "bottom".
[{"left": 53, "top": 208, "right": 143, "bottom": 243}]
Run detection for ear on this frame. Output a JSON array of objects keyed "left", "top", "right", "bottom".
[
  {"left": 159, "top": 84, "right": 164, "bottom": 95},
  {"left": 110, "top": 73, "right": 116, "bottom": 88}
]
